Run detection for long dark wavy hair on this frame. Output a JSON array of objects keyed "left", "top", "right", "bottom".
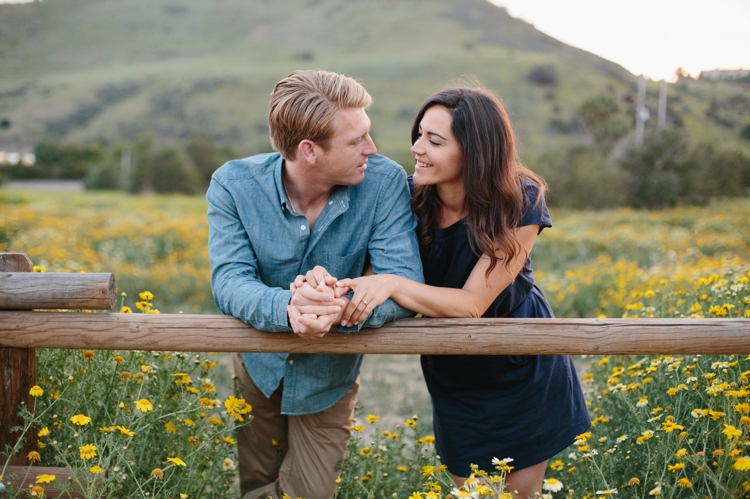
[{"left": 411, "top": 86, "right": 547, "bottom": 277}]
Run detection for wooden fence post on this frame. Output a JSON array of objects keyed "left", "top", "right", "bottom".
[{"left": 0, "top": 252, "right": 36, "bottom": 466}]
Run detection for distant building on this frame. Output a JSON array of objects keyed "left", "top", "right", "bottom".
[
  {"left": 0, "top": 152, "right": 36, "bottom": 166},
  {"left": 698, "top": 69, "right": 750, "bottom": 81}
]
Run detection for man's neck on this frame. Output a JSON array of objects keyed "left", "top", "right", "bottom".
[{"left": 283, "top": 159, "right": 334, "bottom": 230}]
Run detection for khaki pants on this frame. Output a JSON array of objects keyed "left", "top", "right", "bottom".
[{"left": 233, "top": 354, "right": 359, "bottom": 499}]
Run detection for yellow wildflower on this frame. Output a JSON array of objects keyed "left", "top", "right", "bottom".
[
  {"left": 421, "top": 465, "right": 436, "bottom": 477},
  {"left": 79, "top": 444, "right": 97, "bottom": 460},
  {"left": 82, "top": 350, "right": 94, "bottom": 361},
  {"left": 135, "top": 398, "right": 153, "bottom": 412},
  {"left": 543, "top": 478, "right": 564, "bottom": 492},
  {"left": 70, "top": 414, "right": 91, "bottom": 426},
  {"left": 677, "top": 478, "right": 692, "bottom": 488},
  {"left": 27, "top": 450, "right": 41, "bottom": 462},
  {"left": 723, "top": 424, "right": 743, "bottom": 440},
  {"left": 167, "top": 457, "right": 186, "bottom": 467},
  {"left": 366, "top": 414, "right": 380, "bottom": 423},
  {"left": 36, "top": 474, "right": 56, "bottom": 484},
  {"left": 29, "top": 386, "right": 44, "bottom": 397},
  {"left": 89, "top": 465, "right": 104, "bottom": 474},
  {"left": 151, "top": 468, "right": 164, "bottom": 479},
  {"left": 668, "top": 462, "right": 685, "bottom": 472}
]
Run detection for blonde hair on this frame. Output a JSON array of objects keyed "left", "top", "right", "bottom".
[{"left": 268, "top": 70, "right": 373, "bottom": 160}]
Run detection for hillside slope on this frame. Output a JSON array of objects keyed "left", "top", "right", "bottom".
[{"left": 0, "top": 0, "right": 747, "bottom": 170}]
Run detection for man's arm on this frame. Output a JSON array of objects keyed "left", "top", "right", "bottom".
[
  {"left": 207, "top": 174, "right": 295, "bottom": 332},
  {"left": 342, "top": 167, "right": 424, "bottom": 331}
]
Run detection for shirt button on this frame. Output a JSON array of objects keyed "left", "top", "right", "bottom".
[
  {"left": 329, "top": 200, "right": 333, "bottom": 205},
  {"left": 300, "top": 225, "right": 306, "bottom": 231},
  {"left": 288, "top": 359, "right": 294, "bottom": 365}
]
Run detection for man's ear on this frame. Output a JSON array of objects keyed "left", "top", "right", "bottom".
[{"left": 297, "top": 140, "right": 318, "bottom": 165}]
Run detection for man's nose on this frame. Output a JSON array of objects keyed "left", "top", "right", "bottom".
[{"left": 364, "top": 135, "right": 377, "bottom": 156}]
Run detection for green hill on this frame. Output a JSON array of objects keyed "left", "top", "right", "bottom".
[{"left": 0, "top": 0, "right": 748, "bottom": 172}]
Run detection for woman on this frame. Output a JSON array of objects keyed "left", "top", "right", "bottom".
[{"left": 302, "top": 87, "right": 590, "bottom": 498}]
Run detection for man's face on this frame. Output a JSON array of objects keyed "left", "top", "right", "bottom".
[{"left": 314, "top": 107, "right": 377, "bottom": 186}]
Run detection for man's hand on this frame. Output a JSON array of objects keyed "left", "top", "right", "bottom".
[
  {"left": 288, "top": 293, "right": 349, "bottom": 340},
  {"left": 288, "top": 277, "right": 345, "bottom": 339}
]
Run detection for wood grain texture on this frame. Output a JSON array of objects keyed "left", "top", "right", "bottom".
[
  {"left": 0, "top": 272, "right": 115, "bottom": 310},
  {"left": 1, "top": 312, "right": 749, "bottom": 355},
  {"left": 2, "top": 466, "right": 85, "bottom": 498},
  {"left": 0, "top": 253, "right": 35, "bottom": 467},
  {"left": 0, "top": 253, "right": 33, "bottom": 273}
]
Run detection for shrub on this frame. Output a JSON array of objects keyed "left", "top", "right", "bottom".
[
  {"left": 151, "top": 148, "right": 201, "bottom": 195},
  {"left": 621, "top": 130, "right": 700, "bottom": 208},
  {"left": 527, "top": 65, "right": 558, "bottom": 86}
]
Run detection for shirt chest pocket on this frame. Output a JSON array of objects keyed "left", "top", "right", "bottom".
[{"left": 318, "top": 250, "right": 366, "bottom": 280}]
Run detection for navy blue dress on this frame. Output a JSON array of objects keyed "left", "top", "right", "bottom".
[{"left": 412, "top": 178, "right": 591, "bottom": 475}]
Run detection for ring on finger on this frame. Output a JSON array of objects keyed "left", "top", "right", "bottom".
[{"left": 362, "top": 299, "right": 369, "bottom": 305}]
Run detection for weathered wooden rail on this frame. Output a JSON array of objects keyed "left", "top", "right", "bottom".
[
  {"left": 2, "top": 312, "right": 749, "bottom": 355},
  {"left": 1, "top": 251, "right": 750, "bottom": 497}
]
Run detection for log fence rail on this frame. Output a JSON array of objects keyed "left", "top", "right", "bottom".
[{"left": 1, "top": 252, "right": 749, "bottom": 497}]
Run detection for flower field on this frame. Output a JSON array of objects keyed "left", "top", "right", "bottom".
[{"left": 1, "top": 189, "right": 750, "bottom": 497}]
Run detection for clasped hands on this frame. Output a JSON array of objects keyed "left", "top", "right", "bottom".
[{"left": 286, "top": 266, "right": 393, "bottom": 340}]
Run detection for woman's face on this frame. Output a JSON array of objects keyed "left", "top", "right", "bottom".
[{"left": 411, "top": 105, "right": 464, "bottom": 188}]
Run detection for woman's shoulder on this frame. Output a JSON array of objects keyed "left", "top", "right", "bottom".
[{"left": 519, "top": 176, "right": 552, "bottom": 230}]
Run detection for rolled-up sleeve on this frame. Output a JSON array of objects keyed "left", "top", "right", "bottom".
[
  {"left": 341, "top": 168, "right": 424, "bottom": 332},
  {"left": 207, "top": 174, "right": 292, "bottom": 332}
]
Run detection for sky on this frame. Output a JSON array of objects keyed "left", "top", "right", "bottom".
[
  {"left": 491, "top": 0, "right": 750, "bottom": 81},
  {"left": 2, "top": 0, "right": 748, "bottom": 81}
]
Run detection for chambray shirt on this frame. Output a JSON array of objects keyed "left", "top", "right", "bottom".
[{"left": 207, "top": 152, "right": 423, "bottom": 415}]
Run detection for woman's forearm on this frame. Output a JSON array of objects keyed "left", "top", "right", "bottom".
[{"left": 388, "top": 274, "right": 512, "bottom": 318}]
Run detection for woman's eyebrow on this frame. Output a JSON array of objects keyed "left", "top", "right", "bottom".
[{"left": 426, "top": 131, "right": 447, "bottom": 141}]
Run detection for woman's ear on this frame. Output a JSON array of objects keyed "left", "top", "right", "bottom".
[{"left": 297, "top": 139, "right": 318, "bottom": 164}]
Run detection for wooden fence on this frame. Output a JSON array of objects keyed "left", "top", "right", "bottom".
[{"left": 1, "top": 251, "right": 749, "bottom": 497}]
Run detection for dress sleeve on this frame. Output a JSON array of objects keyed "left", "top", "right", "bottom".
[{"left": 521, "top": 180, "right": 552, "bottom": 234}]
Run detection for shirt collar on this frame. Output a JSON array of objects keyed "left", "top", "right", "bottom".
[
  {"left": 273, "top": 155, "right": 351, "bottom": 214},
  {"left": 273, "top": 155, "right": 291, "bottom": 213}
]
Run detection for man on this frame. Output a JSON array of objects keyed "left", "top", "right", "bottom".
[{"left": 207, "top": 69, "right": 423, "bottom": 499}]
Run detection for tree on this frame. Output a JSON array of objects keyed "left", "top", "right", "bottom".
[
  {"left": 578, "top": 95, "right": 630, "bottom": 149},
  {"left": 185, "top": 137, "right": 236, "bottom": 188},
  {"left": 620, "top": 130, "right": 700, "bottom": 208}
]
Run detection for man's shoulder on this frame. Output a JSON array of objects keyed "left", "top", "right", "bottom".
[
  {"left": 212, "top": 152, "right": 281, "bottom": 182},
  {"left": 363, "top": 154, "right": 407, "bottom": 183}
]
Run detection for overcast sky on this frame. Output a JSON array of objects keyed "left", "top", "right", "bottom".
[
  {"left": 491, "top": 0, "right": 750, "bottom": 81},
  {"left": 2, "top": 0, "right": 748, "bottom": 81}
]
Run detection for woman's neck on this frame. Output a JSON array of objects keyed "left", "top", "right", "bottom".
[{"left": 436, "top": 182, "right": 467, "bottom": 228}]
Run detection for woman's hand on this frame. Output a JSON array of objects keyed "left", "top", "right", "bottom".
[
  {"left": 335, "top": 274, "right": 398, "bottom": 326},
  {"left": 291, "top": 265, "right": 341, "bottom": 296}
]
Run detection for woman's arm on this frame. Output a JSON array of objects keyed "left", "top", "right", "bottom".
[{"left": 336, "top": 224, "right": 541, "bottom": 325}]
